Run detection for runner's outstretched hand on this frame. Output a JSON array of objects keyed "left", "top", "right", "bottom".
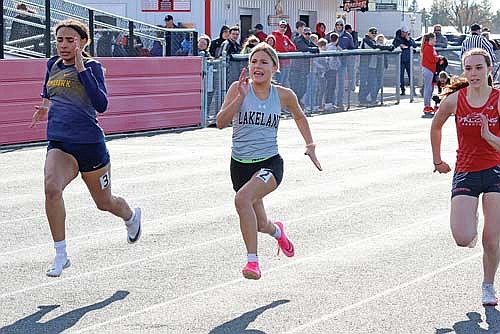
[{"left": 305, "top": 143, "right": 322, "bottom": 171}]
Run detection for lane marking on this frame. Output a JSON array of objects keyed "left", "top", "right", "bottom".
[
  {"left": 282, "top": 253, "right": 481, "bottom": 333},
  {"left": 69, "top": 212, "right": 451, "bottom": 333},
  {"left": 1, "top": 175, "right": 448, "bottom": 257}
]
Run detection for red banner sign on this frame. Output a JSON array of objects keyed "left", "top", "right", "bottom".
[{"left": 342, "top": 0, "right": 368, "bottom": 12}]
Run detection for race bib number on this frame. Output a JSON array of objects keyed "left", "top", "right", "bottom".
[
  {"left": 257, "top": 168, "right": 273, "bottom": 183},
  {"left": 99, "top": 171, "right": 110, "bottom": 189}
]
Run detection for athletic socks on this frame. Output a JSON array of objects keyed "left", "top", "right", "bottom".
[
  {"left": 247, "top": 253, "right": 258, "bottom": 263},
  {"left": 124, "top": 208, "right": 139, "bottom": 240},
  {"left": 272, "top": 223, "right": 282, "bottom": 239},
  {"left": 54, "top": 239, "right": 67, "bottom": 258},
  {"left": 46, "top": 240, "right": 70, "bottom": 277}
]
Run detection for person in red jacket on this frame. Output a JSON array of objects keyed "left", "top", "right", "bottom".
[
  {"left": 254, "top": 24, "right": 267, "bottom": 43},
  {"left": 271, "top": 20, "right": 296, "bottom": 87},
  {"left": 421, "top": 32, "right": 443, "bottom": 117},
  {"left": 431, "top": 48, "right": 500, "bottom": 306}
]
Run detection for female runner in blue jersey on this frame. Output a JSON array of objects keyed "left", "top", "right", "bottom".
[
  {"left": 216, "top": 42, "right": 322, "bottom": 280},
  {"left": 31, "top": 19, "right": 141, "bottom": 277}
]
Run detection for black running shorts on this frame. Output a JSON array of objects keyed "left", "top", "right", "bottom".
[
  {"left": 451, "top": 164, "right": 500, "bottom": 198},
  {"left": 230, "top": 154, "right": 284, "bottom": 192}
]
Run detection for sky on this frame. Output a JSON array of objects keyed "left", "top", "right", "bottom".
[{"left": 417, "top": 0, "right": 500, "bottom": 12}]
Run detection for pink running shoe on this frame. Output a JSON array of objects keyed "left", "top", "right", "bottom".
[
  {"left": 242, "top": 262, "right": 261, "bottom": 280},
  {"left": 275, "top": 221, "right": 295, "bottom": 257}
]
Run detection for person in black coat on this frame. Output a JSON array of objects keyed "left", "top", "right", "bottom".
[{"left": 210, "top": 25, "right": 230, "bottom": 58}]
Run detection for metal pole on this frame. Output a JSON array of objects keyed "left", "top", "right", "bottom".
[
  {"left": 45, "top": 0, "right": 51, "bottom": 58},
  {"left": 88, "top": 9, "right": 95, "bottom": 56},
  {"left": 221, "top": 51, "right": 228, "bottom": 98},
  {"left": 165, "top": 30, "right": 171, "bottom": 56},
  {"left": 410, "top": 46, "right": 414, "bottom": 102},
  {"left": 192, "top": 31, "right": 198, "bottom": 56},
  {"left": 0, "top": 0, "right": 4, "bottom": 59},
  {"left": 128, "top": 21, "right": 133, "bottom": 54},
  {"left": 380, "top": 54, "right": 384, "bottom": 105},
  {"left": 396, "top": 52, "right": 401, "bottom": 104},
  {"left": 401, "top": 0, "right": 405, "bottom": 22},
  {"left": 201, "top": 56, "right": 208, "bottom": 127}
]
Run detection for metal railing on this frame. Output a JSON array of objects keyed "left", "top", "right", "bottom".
[
  {"left": 409, "top": 46, "right": 462, "bottom": 102},
  {"left": 1, "top": 0, "right": 197, "bottom": 59},
  {"left": 202, "top": 48, "right": 403, "bottom": 126}
]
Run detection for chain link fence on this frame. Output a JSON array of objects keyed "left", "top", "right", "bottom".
[
  {"left": 2, "top": 0, "right": 197, "bottom": 58},
  {"left": 408, "top": 46, "right": 462, "bottom": 101},
  {"left": 202, "top": 49, "right": 403, "bottom": 126}
]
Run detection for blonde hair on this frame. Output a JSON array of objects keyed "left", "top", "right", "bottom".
[
  {"left": 241, "top": 35, "right": 260, "bottom": 54},
  {"left": 310, "top": 34, "right": 319, "bottom": 44},
  {"left": 317, "top": 38, "right": 328, "bottom": 47},
  {"left": 249, "top": 42, "right": 280, "bottom": 70},
  {"left": 198, "top": 34, "right": 211, "bottom": 50}
]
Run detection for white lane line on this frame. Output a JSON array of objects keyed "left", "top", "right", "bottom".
[
  {"left": 0, "top": 183, "right": 448, "bottom": 299},
  {"left": 0, "top": 179, "right": 448, "bottom": 299},
  {"left": 1, "top": 172, "right": 447, "bottom": 256},
  {"left": 68, "top": 213, "right": 450, "bottom": 333},
  {"left": 282, "top": 252, "right": 481, "bottom": 334},
  {"left": 2, "top": 180, "right": 228, "bottom": 225}
]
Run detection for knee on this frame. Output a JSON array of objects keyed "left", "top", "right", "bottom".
[
  {"left": 482, "top": 235, "right": 500, "bottom": 254},
  {"left": 44, "top": 181, "right": 63, "bottom": 202},
  {"left": 234, "top": 192, "right": 252, "bottom": 214}
]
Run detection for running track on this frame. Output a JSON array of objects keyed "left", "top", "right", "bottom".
[{"left": 0, "top": 101, "right": 496, "bottom": 334}]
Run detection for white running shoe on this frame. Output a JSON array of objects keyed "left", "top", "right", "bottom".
[
  {"left": 126, "top": 207, "right": 142, "bottom": 244},
  {"left": 46, "top": 256, "right": 71, "bottom": 277},
  {"left": 482, "top": 283, "right": 498, "bottom": 306}
]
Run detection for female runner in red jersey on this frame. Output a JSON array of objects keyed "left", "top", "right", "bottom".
[{"left": 431, "top": 48, "right": 500, "bottom": 306}]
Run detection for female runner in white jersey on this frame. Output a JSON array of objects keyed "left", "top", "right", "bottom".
[{"left": 216, "top": 42, "right": 322, "bottom": 280}]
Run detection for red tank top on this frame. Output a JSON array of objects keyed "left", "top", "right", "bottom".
[{"left": 455, "top": 87, "right": 500, "bottom": 172}]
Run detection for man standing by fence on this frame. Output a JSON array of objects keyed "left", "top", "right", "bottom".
[{"left": 393, "top": 25, "right": 417, "bottom": 96}]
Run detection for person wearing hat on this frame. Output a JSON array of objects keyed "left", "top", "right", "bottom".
[
  {"left": 294, "top": 27, "right": 320, "bottom": 109},
  {"left": 164, "top": 15, "right": 177, "bottom": 29},
  {"left": 358, "top": 27, "right": 380, "bottom": 105},
  {"left": 271, "top": 20, "right": 296, "bottom": 87},
  {"left": 163, "top": 14, "right": 186, "bottom": 55},
  {"left": 461, "top": 23, "right": 496, "bottom": 63},
  {"left": 343, "top": 24, "right": 358, "bottom": 93},
  {"left": 392, "top": 25, "right": 417, "bottom": 96},
  {"left": 323, "top": 18, "right": 355, "bottom": 111},
  {"left": 253, "top": 23, "right": 267, "bottom": 42}
]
